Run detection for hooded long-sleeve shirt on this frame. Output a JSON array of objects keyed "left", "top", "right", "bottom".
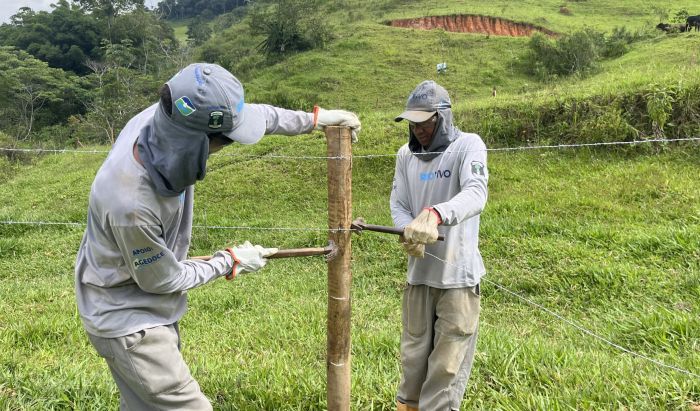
[
  {"left": 75, "top": 103, "right": 315, "bottom": 338},
  {"left": 390, "top": 126, "right": 488, "bottom": 288}
]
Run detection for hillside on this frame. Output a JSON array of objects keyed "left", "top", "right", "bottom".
[
  {"left": 223, "top": 0, "right": 700, "bottom": 110},
  {"left": 1, "top": 0, "right": 699, "bottom": 409}
]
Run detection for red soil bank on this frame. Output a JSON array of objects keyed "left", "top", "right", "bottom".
[{"left": 388, "top": 14, "right": 557, "bottom": 37}]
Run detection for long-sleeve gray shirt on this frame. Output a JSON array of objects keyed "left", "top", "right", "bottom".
[
  {"left": 75, "top": 103, "right": 315, "bottom": 338},
  {"left": 390, "top": 132, "right": 488, "bottom": 288}
]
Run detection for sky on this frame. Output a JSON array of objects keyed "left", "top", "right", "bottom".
[{"left": 1, "top": 0, "right": 159, "bottom": 25}]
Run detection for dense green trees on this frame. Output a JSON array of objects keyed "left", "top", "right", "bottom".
[
  {"left": 0, "top": 0, "right": 333, "bottom": 146},
  {"left": 0, "top": 0, "right": 181, "bottom": 146},
  {"left": 0, "top": 0, "right": 177, "bottom": 75},
  {"left": 0, "top": 1, "right": 103, "bottom": 74},
  {"left": 0, "top": 47, "right": 84, "bottom": 142}
]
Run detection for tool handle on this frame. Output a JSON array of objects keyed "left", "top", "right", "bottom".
[
  {"left": 190, "top": 246, "right": 332, "bottom": 261},
  {"left": 268, "top": 247, "right": 331, "bottom": 258},
  {"left": 361, "top": 223, "right": 445, "bottom": 241}
]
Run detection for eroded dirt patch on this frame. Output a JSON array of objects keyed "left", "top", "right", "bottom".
[{"left": 388, "top": 14, "right": 557, "bottom": 37}]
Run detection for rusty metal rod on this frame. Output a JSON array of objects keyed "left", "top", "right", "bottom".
[
  {"left": 351, "top": 218, "right": 445, "bottom": 241},
  {"left": 190, "top": 241, "right": 337, "bottom": 261}
]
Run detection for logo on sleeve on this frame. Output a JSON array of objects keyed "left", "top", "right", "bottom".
[
  {"left": 133, "top": 251, "right": 165, "bottom": 269},
  {"left": 471, "top": 161, "right": 486, "bottom": 177}
]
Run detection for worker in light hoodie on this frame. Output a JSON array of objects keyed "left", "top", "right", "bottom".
[
  {"left": 391, "top": 80, "right": 488, "bottom": 411},
  {"left": 75, "top": 62, "right": 361, "bottom": 410}
]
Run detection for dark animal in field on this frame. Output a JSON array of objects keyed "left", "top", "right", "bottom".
[
  {"left": 686, "top": 15, "right": 700, "bottom": 31},
  {"left": 656, "top": 22, "right": 672, "bottom": 32},
  {"left": 656, "top": 22, "right": 689, "bottom": 33}
]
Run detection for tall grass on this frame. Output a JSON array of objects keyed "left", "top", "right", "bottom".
[
  {"left": 1, "top": 133, "right": 698, "bottom": 409},
  {"left": 2, "top": 0, "right": 700, "bottom": 409}
]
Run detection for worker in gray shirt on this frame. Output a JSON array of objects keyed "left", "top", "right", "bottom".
[
  {"left": 391, "top": 80, "right": 488, "bottom": 411},
  {"left": 75, "top": 63, "right": 361, "bottom": 410}
]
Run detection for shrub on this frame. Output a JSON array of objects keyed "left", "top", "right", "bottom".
[
  {"left": 249, "top": 0, "right": 334, "bottom": 59},
  {"left": 526, "top": 26, "right": 645, "bottom": 78},
  {"left": 526, "top": 29, "right": 601, "bottom": 78}
]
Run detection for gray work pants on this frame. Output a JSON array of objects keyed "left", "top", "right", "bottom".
[
  {"left": 87, "top": 323, "right": 212, "bottom": 411},
  {"left": 397, "top": 284, "right": 480, "bottom": 411}
]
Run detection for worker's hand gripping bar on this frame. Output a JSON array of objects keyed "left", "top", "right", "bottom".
[
  {"left": 350, "top": 218, "right": 445, "bottom": 241},
  {"left": 190, "top": 240, "right": 337, "bottom": 261}
]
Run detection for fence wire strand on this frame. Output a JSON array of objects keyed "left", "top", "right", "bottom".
[
  {"left": 422, "top": 248, "right": 700, "bottom": 379},
  {"left": 1, "top": 136, "right": 698, "bottom": 159},
  {"left": 2, "top": 216, "right": 696, "bottom": 378},
  {"left": 2, "top": 135, "right": 698, "bottom": 381},
  {"left": 0, "top": 220, "right": 353, "bottom": 232}
]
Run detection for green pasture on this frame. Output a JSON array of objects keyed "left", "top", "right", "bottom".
[
  {"left": 171, "top": 19, "right": 191, "bottom": 43},
  {"left": 2, "top": 0, "right": 700, "bottom": 408},
  {"left": 225, "top": 0, "right": 700, "bottom": 113},
  {"left": 0, "top": 133, "right": 698, "bottom": 409}
]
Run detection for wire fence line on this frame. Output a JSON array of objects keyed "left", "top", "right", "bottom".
[
  {"left": 0, "top": 220, "right": 355, "bottom": 232},
  {"left": 1, "top": 136, "right": 698, "bottom": 160},
  {"left": 2, "top": 136, "right": 698, "bottom": 380},
  {"left": 421, "top": 248, "right": 700, "bottom": 379},
  {"left": 2, "top": 224, "right": 697, "bottom": 378}
]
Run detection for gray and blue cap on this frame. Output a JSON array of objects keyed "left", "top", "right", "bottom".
[
  {"left": 162, "top": 63, "right": 265, "bottom": 144},
  {"left": 394, "top": 80, "right": 452, "bottom": 123}
]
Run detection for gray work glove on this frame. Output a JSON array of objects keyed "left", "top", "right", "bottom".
[
  {"left": 314, "top": 106, "right": 361, "bottom": 143},
  {"left": 399, "top": 235, "right": 425, "bottom": 258},
  {"left": 226, "top": 241, "right": 278, "bottom": 279},
  {"left": 403, "top": 208, "right": 441, "bottom": 245}
]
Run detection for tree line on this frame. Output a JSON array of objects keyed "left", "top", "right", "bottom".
[
  {"left": 0, "top": 0, "right": 333, "bottom": 148},
  {"left": 0, "top": 0, "right": 196, "bottom": 146}
]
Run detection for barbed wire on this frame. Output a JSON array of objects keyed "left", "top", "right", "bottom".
[
  {"left": 1, "top": 222, "right": 697, "bottom": 379},
  {"left": 0, "top": 148, "right": 110, "bottom": 154},
  {"left": 421, "top": 248, "right": 700, "bottom": 379},
  {"left": 1, "top": 136, "right": 698, "bottom": 160},
  {"left": 0, "top": 220, "right": 86, "bottom": 227},
  {"left": 2, "top": 135, "right": 698, "bottom": 380},
  {"left": 0, "top": 220, "right": 354, "bottom": 232}
]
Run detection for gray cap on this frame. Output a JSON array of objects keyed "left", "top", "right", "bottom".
[
  {"left": 395, "top": 80, "right": 452, "bottom": 122},
  {"left": 164, "top": 63, "right": 265, "bottom": 144}
]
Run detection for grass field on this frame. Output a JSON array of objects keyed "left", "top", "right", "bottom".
[
  {"left": 2, "top": 0, "right": 700, "bottom": 409},
  {"left": 1, "top": 140, "right": 698, "bottom": 409}
]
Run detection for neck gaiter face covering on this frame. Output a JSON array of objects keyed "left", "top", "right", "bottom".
[
  {"left": 408, "top": 108, "right": 459, "bottom": 161},
  {"left": 137, "top": 104, "right": 210, "bottom": 197}
]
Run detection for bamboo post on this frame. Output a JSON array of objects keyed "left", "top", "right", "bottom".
[{"left": 325, "top": 126, "right": 352, "bottom": 410}]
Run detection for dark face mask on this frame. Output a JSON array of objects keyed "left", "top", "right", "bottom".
[
  {"left": 137, "top": 104, "right": 210, "bottom": 197},
  {"left": 408, "top": 109, "right": 458, "bottom": 161}
]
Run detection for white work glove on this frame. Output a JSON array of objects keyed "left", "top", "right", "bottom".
[
  {"left": 226, "top": 241, "right": 278, "bottom": 279},
  {"left": 403, "top": 208, "right": 441, "bottom": 245},
  {"left": 399, "top": 235, "right": 425, "bottom": 258},
  {"left": 314, "top": 106, "right": 361, "bottom": 143}
]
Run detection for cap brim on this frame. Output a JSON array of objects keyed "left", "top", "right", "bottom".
[
  {"left": 394, "top": 110, "right": 436, "bottom": 123},
  {"left": 223, "top": 104, "right": 266, "bottom": 144}
]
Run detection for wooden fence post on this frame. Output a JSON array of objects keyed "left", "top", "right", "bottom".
[{"left": 325, "top": 126, "right": 352, "bottom": 410}]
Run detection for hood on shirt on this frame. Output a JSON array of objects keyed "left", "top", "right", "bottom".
[{"left": 395, "top": 80, "right": 460, "bottom": 161}]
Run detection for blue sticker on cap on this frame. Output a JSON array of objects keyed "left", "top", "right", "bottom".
[
  {"left": 436, "top": 99, "right": 452, "bottom": 109},
  {"left": 194, "top": 66, "right": 205, "bottom": 86},
  {"left": 175, "top": 96, "right": 196, "bottom": 116},
  {"left": 236, "top": 98, "right": 244, "bottom": 113}
]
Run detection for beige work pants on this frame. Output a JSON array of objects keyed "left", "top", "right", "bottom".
[
  {"left": 87, "top": 323, "right": 212, "bottom": 411},
  {"left": 397, "top": 284, "right": 480, "bottom": 411}
]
